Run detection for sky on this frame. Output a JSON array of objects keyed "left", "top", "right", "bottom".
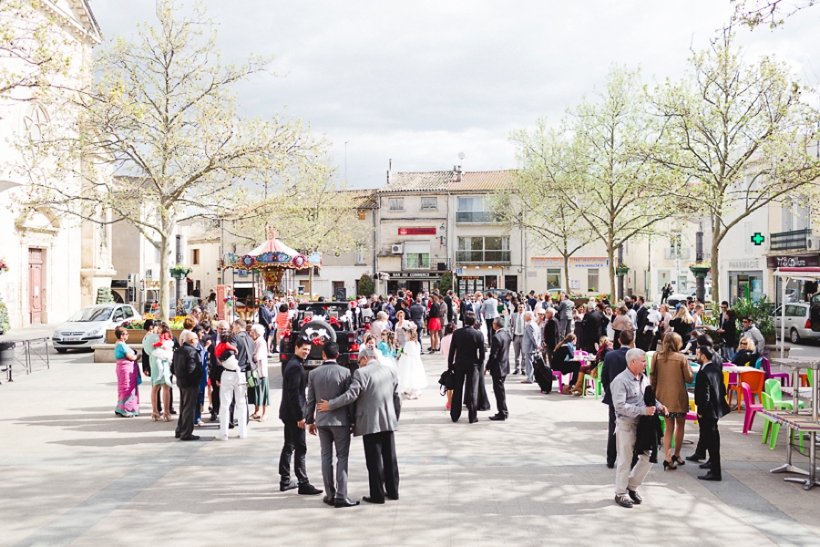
[{"left": 87, "top": 0, "right": 820, "bottom": 189}]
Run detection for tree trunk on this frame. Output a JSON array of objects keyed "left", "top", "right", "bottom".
[
  {"left": 607, "top": 244, "right": 616, "bottom": 302},
  {"left": 710, "top": 235, "right": 721, "bottom": 305},
  {"left": 159, "top": 233, "right": 171, "bottom": 322},
  {"left": 563, "top": 255, "right": 571, "bottom": 295}
]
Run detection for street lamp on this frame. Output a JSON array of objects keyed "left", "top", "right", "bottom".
[{"left": 170, "top": 264, "right": 193, "bottom": 313}]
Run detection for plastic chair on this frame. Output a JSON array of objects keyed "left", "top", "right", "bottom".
[
  {"left": 645, "top": 351, "right": 655, "bottom": 373},
  {"left": 552, "top": 370, "right": 565, "bottom": 393},
  {"left": 742, "top": 382, "right": 762, "bottom": 434},
  {"left": 764, "top": 378, "right": 805, "bottom": 411},
  {"left": 758, "top": 356, "right": 790, "bottom": 386},
  {"left": 583, "top": 361, "right": 603, "bottom": 400},
  {"left": 728, "top": 369, "right": 765, "bottom": 411},
  {"left": 761, "top": 392, "right": 804, "bottom": 451}
]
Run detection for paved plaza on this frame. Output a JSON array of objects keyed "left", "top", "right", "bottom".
[{"left": 1, "top": 332, "right": 819, "bottom": 547}]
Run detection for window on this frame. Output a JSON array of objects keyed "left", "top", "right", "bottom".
[
  {"left": 456, "top": 196, "right": 497, "bottom": 223},
  {"left": 421, "top": 197, "right": 437, "bottom": 211},
  {"left": 355, "top": 244, "right": 367, "bottom": 264},
  {"left": 587, "top": 269, "right": 599, "bottom": 292},
  {"left": 113, "top": 308, "right": 124, "bottom": 322},
  {"left": 547, "top": 269, "right": 561, "bottom": 290},
  {"left": 403, "top": 253, "right": 430, "bottom": 269},
  {"left": 192, "top": 249, "right": 200, "bottom": 265},
  {"left": 123, "top": 306, "right": 134, "bottom": 319},
  {"left": 456, "top": 236, "right": 510, "bottom": 263},
  {"left": 388, "top": 198, "right": 404, "bottom": 211}
]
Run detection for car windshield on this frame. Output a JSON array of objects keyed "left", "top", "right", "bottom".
[{"left": 68, "top": 307, "right": 113, "bottom": 322}]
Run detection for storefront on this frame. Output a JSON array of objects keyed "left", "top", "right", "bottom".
[
  {"left": 726, "top": 258, "right": 764, "bottom": 305},
  {"left": 454, "top": 265, "right": 502, "bottom": 296},
  {"left": 768, "top": 254, "right": 820, "bottom": 305},
  {"left": 383, "top": 271, "right": 442, "bottom": 296}
]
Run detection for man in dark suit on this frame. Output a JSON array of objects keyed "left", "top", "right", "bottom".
[
  {"left": 279, "top": 337, "right": 323, "bottom": 495},
  {"left": 306, "top": 342, "right": 358, "bottom": 507},
  {"left": 318, "top": 347, "right": 402, "bottom": 505},
  {"left": 582, "top": 303, "right": 607, "bottom": 354},
  {"left": 444, "top": 290, "right": 455, "bottom": 324},
  {"left": 486, "top": 317, "right": 511, "bottom": 421},
  {"left": 693, "top": 346, "right": 730, "bottom": 481},
  {"left": 173, "top": 331, "right": 203, "bottom": 441},
  {"left": 447, "top": 311, "right": 486, "bottom": 423},
  {"left": 542, "top": 308, "right": 559, "bottom": 365},
  {"left": 634, "top": 297, "right": 649, "bottom": 350},
  {"left": 601, "top": 330, "right": 635, "bottom": 468}
]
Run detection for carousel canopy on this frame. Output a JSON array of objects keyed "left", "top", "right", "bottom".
[{"left": 222, "top": 227, "right": 321, "bottom": 271}]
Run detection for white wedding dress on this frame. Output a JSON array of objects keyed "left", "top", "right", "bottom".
[{"left": 397, "top": 340, "right": 427, "bottom": 398}]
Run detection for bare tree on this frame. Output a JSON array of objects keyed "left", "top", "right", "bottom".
[{"left": 731, "top": 0, "right": 817, "bottom": 28}]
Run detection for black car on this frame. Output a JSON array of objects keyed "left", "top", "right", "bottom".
[{"left": 278, "top": 301, "right": 364, "bottom": 372}]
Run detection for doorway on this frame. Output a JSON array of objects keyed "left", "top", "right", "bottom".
[
  {"left": 28, "top": 248, "right": 43, "bottom": 324},
  {"left": 504, "top": 275, "right": 518, "bottom": 292}
]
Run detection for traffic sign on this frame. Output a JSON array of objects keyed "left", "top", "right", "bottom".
[{"left": 751, "top": 232, "right": 765, "bottom": 246}]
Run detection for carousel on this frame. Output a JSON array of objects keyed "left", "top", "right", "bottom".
[{"left": 222, "top": 227, "right": 321, "bottom": 318}]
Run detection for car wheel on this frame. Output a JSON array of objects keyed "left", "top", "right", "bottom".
[
  {"left": 56, "top": 348, "right": 67, "bottom": 354},
  {"left": 790, "top": 328, "right": 801, "bottom": 344}
]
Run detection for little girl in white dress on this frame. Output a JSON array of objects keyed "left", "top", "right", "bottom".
[{"left": 397, "top": 329, "right": 427, "bottom": 399}]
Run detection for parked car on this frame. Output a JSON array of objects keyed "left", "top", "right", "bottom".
[
  {"left": 667, "top": 286, "right": 712, "bottom": 308},
  {"left": 773, "top": 302, "right": 820, "bottom": 344},
  {"left": 52, "top": 304, "right": 141, "bottom": 352}
]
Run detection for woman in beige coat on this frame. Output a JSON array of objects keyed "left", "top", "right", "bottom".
[{"left": 650, "top": 332, "right": 694, "bottom": 470}]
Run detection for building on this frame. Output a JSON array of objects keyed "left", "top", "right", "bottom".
[{"left": 0, "top": 1, "right": 108, "bottom": 330}]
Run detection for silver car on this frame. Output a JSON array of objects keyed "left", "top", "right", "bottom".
[
  {"left": 52, "top": 304, "right": 141, "bottom": 352},
  {"left": 773, "top": 302, "right": 820, "bottom": 344}
]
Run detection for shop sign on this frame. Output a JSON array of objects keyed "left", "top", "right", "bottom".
[
  {"left": 766, "top": 254, "right": 820, "bottom": 269},
  {"left": 383, "top": 271, "right": 442, "bottom": 279},
  {"left": 728, "top": 258, "right": 760, "bottom": 270},
  {"left": 398, "top": 227, "right": 436, "bottom": 235},
  {"left": 531, "top": 256, "right": 608, "bottom": 268}
]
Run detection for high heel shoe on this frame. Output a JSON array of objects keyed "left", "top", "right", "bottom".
[
  {"left": 162, "top": 413, "right": 172, "bottom": 422},
  {"left": 673, "top": 455, "right": 685, "bottom": 466},
  {"left": 663, "top": 460, "right": 677, "bottom": 471},
  {"left": 152, "top": 412, "right": 160, "bottom": 422}
]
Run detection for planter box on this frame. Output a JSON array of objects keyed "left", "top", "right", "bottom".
[
  {"left": 105, "top": 329, "right": 184, "bottom": 344},
  {"left": 92, "top": 343, "right": 142, "bottom": 363}
]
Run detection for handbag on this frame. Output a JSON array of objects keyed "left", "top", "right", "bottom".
[{"left": 438, "top": 369, "right": 454, "bottom": 394}]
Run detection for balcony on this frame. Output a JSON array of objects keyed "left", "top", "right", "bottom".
[
  {"left": 663, "top": 248, "right": 691, "bottom": 260},
  {"left": 770, "top": 228, "right": 811, "bottom": 251},
  {"left": 402, "top": 256, "right": 451, "bottom": 271},
  {"left": 456, "top": 250, "right": 511, "bottom": 264},
  {"left": 456, "top": 211, "right": 499, "bottom": 224}
]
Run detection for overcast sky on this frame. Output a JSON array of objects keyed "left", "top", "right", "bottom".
[{"left": 88, "top": 1, "right": 820, "bottom": 189}]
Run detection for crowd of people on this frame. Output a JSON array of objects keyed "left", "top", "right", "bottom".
[{"left": 111, "top": 286, "right": 766, "bottom": 509}]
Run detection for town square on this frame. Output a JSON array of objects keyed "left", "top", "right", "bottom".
[{"left": 1, "top": 2, "right": 820, "bottom": 546}]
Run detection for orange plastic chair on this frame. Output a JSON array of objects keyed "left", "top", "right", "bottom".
[{"left": 728, "top": 369, "right": 765, "bottom": 411}]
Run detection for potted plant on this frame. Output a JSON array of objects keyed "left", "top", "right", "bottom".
[
  {"left": 689, "top": 262, "right": 711, "bottom": 278},
  {"left": 615, "top": 263, "right": 629, "bottom": 276},
  {"left": 170, "top": 264, "right": 193, "bottom": 279}
]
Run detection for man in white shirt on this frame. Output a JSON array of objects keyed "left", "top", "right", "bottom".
[{"left": 481, "top": 292, "right": 499, "bottom": 346}]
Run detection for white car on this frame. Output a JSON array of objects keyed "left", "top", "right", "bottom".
[
  {"left": 773, "top": 303, "right": 820, "bottom": 344},
  {"left": 52, "top": 303, "right": 141, "bottom": 352}
]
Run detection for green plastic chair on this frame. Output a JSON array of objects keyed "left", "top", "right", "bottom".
[
  {"left": 764, "top": 378, "right": 805, "bottom": 411},
  {"left": 761, "top": 392, "right": 804, "bottom": 451},
  {"left": 645, "top": 351, "right": 655, "bottom": 373},
  {"left": 583, "top": 361, "right": 604, "bottom": 400}
]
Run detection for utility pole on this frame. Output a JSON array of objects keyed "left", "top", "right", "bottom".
[{"left": 695, "top": 220, "right": 705, "bottom": 303}]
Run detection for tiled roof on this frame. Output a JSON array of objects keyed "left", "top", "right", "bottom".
[
  {"left": 447, "top": 170, "right": 516, "bottom": 192},
  {"left": 377, "top": 170, "right": 516, "bottom": 194},
  {"left": 378, "top": 171, "right": 451, "bottom": 194},
  {"left": 344, "top": 189, "right": 379, "bottom": 209}
]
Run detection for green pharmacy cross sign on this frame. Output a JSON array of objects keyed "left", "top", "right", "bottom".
[{"left": 751, "top": 232, "right": 765, "bottom": 246}]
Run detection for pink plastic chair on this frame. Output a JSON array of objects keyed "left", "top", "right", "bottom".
[
  {"left": 552, "top": 370, "right": 565, "bottom": 392},
  {"left": 742, "top": 382, "right": 762, "bottom": 434}
]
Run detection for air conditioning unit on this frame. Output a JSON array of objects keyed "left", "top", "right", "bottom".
[
  {"left": 391, "top": 244, "right": 403, "bottom": 254},
  {"left": 807, "top": 237, "right": 820, "bottom": 251}
]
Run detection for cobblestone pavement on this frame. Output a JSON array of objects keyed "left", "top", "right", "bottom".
[{"left": 1, "top": 341, "right": 818, "bottom": 547}]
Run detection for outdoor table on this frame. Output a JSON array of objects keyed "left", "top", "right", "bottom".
[
  {"left": 769, "top": 358, "right": 820, "bottom": 421},
  {"left": 759, "top": 409, "right": 820, "bottom": 490},
  {"left": 721, "top": 365, "right": 762, "bottom": 401}
]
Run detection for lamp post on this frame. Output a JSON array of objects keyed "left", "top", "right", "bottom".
[
  {"left": 694, "top": 220, "right": 705, "bottom": 303},
  {"left": 170, "top": 264, "right": 192, "bottom": 314},
  {"left": 616, "top": 244, "right": 625, "bottom": 301}
]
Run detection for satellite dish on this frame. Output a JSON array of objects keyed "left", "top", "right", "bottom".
[{"left": 458, "top": 152, "right": 465, "bottom": 160}]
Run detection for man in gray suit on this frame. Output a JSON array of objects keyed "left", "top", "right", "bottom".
[
  {"left": 306, "top": 342, "right": 359, "bottom": 508},
  {"left": 555, "top": 293, "right": 573, "bottom": 338},
  {"left": 317, "top": 348, "right": 401, "bottom": 505},
  {"left": 521, "top": 311, "right": 541, "bottom": 385}
]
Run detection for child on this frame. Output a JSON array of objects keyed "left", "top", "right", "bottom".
[
  {"left": 151, "top": 325, "right": 175, "bottom": 388},
  {"left": 396, "top": 328, "right": 427, "bottom": 399},
  {"left": 378, "top": 330, "right": 399, "bottom": 367}
]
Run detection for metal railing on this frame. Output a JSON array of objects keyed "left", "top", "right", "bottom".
[
  {"left": 770, "top": 228, "right": 811, "bottom": 251},
  {"left": 456, "top": 251, "right": 511, "bottom": 263},
  {"left": 402, "top": 256, "right": 451, "bottom": 271},
  {"left": 456, "top": 211, "right": 499, "bottom": 223}
]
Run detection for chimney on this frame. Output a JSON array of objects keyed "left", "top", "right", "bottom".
[
  {"left": 452, "top": 164, "right": 462, "bottom": 183},
  {"left": 386, "top": 158, "right": 392, "bottom": 184}
]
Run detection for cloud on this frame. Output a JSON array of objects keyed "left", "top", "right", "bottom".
[{"left": 89, "top": 0, "right": 820, "bottom": 187}]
